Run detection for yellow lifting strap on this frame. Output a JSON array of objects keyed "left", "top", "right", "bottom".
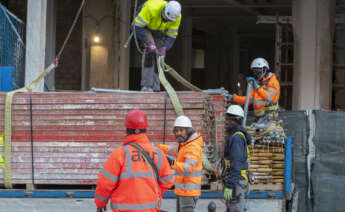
[
  {"left": 3, "top": 63, "right": 56, "bottom": 189},
  {"left": 157, "top": 56, "right": 202, "bottom": 116},
  {"left": 157, "top": 56, "right": 184, "bottom": 116},
  {"left": 0, "top": 134, "right": 4, "bottom": 169},
  {"left": 161, "top": 62, "right": 202, "bottom": 92}
]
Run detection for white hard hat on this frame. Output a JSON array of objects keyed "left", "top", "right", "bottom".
[
  {"left": 174, "top": 115, "right": 192, "bottom": 128},
  {"left": 226, "top": 105, "right": 244, "bottom": 118},
  {"left": 250, "top": 58, "right": 270, "bottom": 70},
  {"left": 164, "top": 1, "right": 181, "bottom": 21}
]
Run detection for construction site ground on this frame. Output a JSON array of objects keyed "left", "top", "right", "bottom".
[
  {"left": 0, "top": 197, "right": 287, "bottom": 212},
  {"left": 0, "top": 198, "right": 225, "bottom": 212}
]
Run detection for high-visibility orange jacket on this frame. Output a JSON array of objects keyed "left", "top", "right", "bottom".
[
  {"left": 157, "top": 133, "right": 203, "bottom": 197},
  {"left": 94, "top": 133, "right": 174, "bottom": 212},
  {"left": 233, "top": 73, "right": 280, "bottom": 119}
]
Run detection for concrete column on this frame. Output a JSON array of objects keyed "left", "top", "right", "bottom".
[
  {"left": 25, "top": 0, "right": 48, "bottom": 92},
  {"left": 114, "top": 0, "right": 131, "bottom": 90},
  {"left": 292, "top": 0, "right": 335, "bottom": 110},
  {"left": 44, "top": 0, "right": 56, "bottom": 91},
  {"left": 180, "top": 16, "right": 193, "bottom": 84}
]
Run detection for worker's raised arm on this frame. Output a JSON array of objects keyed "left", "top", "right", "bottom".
[
  {"left": 94, "top": 147, "right": 124, "bottom": 208},
  {"left": 256, "top": 75, "right": 280, "bottom": 104},
  {"left": 233, "top": 90, "right": 254, "bottom": 105}
]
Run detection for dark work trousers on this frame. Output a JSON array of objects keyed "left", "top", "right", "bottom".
[
  {"left": 140, "top": 29, "right": 163, "bottom": 91},
  {"left": 176, "top": 196, "right": 199, "bottom": 212},
  {"left": 225, "top": 179, "right": 247, "bottom": 212}
]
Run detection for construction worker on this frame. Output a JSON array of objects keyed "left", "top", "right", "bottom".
[
  {"left": 222, "top": 105, "right": 251, "bottom": 212},
  {"left": 226, "top": 58, "right": 280, "bottom": 124},
  {"left": 94, "top": 109, "right": 175, "bottom": 212},
  {"left": 133, "top": 0, "right": 182, "bottom": 92},
  {"left": 157, "top": 115, "right": 203, "bottom": 212}
]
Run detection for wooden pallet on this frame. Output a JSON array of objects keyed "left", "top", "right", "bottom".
[{"left": 250, "top": 183, "right": 284, "bottom": 192}]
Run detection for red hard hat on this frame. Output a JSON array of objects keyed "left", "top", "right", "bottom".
[{"left": 125, "top": 109, "right": 148, "bottom": 129}]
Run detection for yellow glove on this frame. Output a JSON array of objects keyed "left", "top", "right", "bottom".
[{"left": 223, "top": 187, "right": 233, "bottom": 201}]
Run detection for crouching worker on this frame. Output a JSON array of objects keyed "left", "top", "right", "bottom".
[
  {"left": 222, "top": 105, "right": 251, "bottom": 212},
  {"left": 157, "top": 115, "right": 203, "bottom": 212},
  {"left": 94, "top": 109, "right": 174, "bottom": 212}
]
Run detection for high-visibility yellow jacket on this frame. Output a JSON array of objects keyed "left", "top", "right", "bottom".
[
  {"left": 134, "top": 0, "right": 181, "bottom": 39},
  {"left": 158, "top": 133, "right": 203, "bottom": 197},
  {"left": 233, "top": 73, "right": 280, "bottom": 120},
  {"left": 94, "top": 133, "right": 174, "bottom": 211}
]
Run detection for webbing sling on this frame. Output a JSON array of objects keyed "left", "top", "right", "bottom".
[
  {"left": 3, "top": 64, "right": 56, "bottom": 188},
  {"left": 156, "top": 56, "right": 203, "bottom": 116},
  {"left": 0, "top": 134, "right": 4, "bottom": 169},
  {"left": 157, "top": 56, "right": 184, "bottom": 116},
  {"left": 2, "top": 0, "right": 85, "bottom": 189}
]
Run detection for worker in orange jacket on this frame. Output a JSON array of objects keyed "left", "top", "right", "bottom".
[
  {"left": 157, "top": 115, "right": 203, "bottom": 212},
  {"left": 94, "top": 109, "right": 175, "bottom": 212},
  {"left": 226, "top": 58, "right": 280, "bottom": 123}
]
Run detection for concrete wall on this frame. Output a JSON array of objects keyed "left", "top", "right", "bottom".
[{"left": 55, "top": 0, "right": 83, "bottom": 90}]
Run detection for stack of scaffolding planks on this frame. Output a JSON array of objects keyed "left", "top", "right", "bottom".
[
  {"left": 0, "top": 91, "right": 219, "bottom": 186},
  {"left": 246, "top": 120, "right": 287, "bottom": 191}
]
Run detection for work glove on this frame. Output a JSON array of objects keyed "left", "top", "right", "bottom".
[
  {"left": 147, "top": 42, "right": 157, "bottom": 53},
  {"left": 223, "top": 187, "right": 233, "bottom": 201},
  {"left": 159, "top": 47, "right": 167, "bottom": 57},
  {"left": 247, "top": 77, "right": 259, "bottom": 89},
  {"left": 166, "top": 156, "right": 175, "bottom": 166},
  {"left": 225, "top": 94, "right": 233, "bottom": 101},
  {"left": 97, "top": 206, "right": 107, "bottom": 212}
]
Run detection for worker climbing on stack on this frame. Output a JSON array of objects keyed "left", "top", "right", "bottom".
[
  {"left": 94, "top": 109, "right": 175, "bottom": 212},
  {"left": 222, "top": 105, "right": 251, "bottom": 212},
  {"left": 133, "top": 0, "right": 182, "bottom": 92},
  {"left": 157, "top": 115, "right": 203, "bottom": 212},
  {"left": 226, "top": 58, "right": 280, "bottom": 126}
]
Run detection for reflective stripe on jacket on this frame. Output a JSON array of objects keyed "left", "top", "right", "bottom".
[
  {"left": 158, "top": 133, "right": 203, "bottom": 197},
  {"left": 134, "top": 0, "right": 181, "bottom": 39},
  {"left": 233, "top": 73, "right": 280, "bottom": 119},
  {"left": 94, "top": 133, "right": 174, "bottom": 212}
]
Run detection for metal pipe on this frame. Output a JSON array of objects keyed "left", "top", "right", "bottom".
[
  {"left": 242, "top": 80, "right": 253, "bottom": 127},
  {"left": 123, "top": 31, "right": 134, "bottom": 49}
]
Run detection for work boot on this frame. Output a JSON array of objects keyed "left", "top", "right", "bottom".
[{"left": 141, "top": 86, "right": 153, "bottom": 92}]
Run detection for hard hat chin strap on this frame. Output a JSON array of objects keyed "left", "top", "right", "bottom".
[{"left": 161, "top": 8, "right": 169, "bottom": 22}]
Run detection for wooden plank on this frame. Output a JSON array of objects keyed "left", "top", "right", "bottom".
[{"left": 250, "top": 183, "right": 284, "bottom": 192}]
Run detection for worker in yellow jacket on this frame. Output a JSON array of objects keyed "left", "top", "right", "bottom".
[
  {"left": 133, "top": 0, "right": 182, "bottom": 92},
  {"left": 157, "top": 115, "right": 203, "bottom": 212}
]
